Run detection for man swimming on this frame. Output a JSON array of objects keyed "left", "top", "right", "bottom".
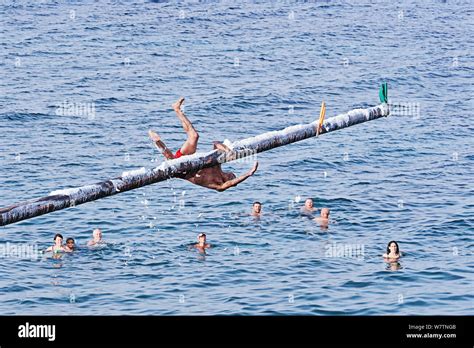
[
  {"left": 301, "top": 198, "right": 318, "bottom": 216},
  {"left": 193, "top": 233, "right": 211, "bottom": 253},
  {"left": 148, "top": 97, "right": 258, "bottom": 192},
  {"left": 87, "top": 228, "right": 104, "bottom": 246},
  {"left": 251, "top": 201, "right": 262, "bottom": 217},
  {"left": 45, "top": 233, "right": 70, "bottom": 253},
  {"left": 314, "top": 208, "right": 330, "bottom": 228},
  {"left": 65, "top": 238, "right": 76, "bottom": 251}
]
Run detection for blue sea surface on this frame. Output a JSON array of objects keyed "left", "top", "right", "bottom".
[{"left": 0, "top": 0, "right": 473, "bottom": 315}]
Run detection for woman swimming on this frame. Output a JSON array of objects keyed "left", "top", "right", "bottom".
[
  {"left": 45, "top": 233, "right": 70, "bottom": 254},
  {"left": 383, "top": 240, "right": 401, "bottom": 261}
]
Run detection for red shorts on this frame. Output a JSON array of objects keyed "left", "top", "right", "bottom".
[{"left": 174, "top": 149, "right": 183, "bottom": 158}]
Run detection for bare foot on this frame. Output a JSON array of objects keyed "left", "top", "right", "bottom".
[
  {"left": 148, "top": 130, "right": 161, "bottom": 142},
  {"left": 172, "top": 97, "right": 185, "bottom": 111}
]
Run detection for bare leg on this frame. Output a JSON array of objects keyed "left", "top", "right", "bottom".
[
  {"left": 148, "top": 130, "right": 175, "bottom": 160},
  {"left": 173, "top": 97, "right": 199, "bottom": 155}
]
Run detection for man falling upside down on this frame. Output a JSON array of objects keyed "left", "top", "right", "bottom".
[{"left": 148, "top": 97, "right": 258, "bottom": 192}]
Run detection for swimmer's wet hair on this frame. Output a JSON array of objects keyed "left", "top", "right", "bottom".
[
  {"left": 66, "top": 238, "right": 75, "bottom": 243},
  {"left": 253, "top": 201, "right": 262, "bottom": 205},
  {"left": 53, "top": 233, "right": 63, "bottom": 241},
  {"left": 387, "top": 240, "right": 400, "bottom": 254}
]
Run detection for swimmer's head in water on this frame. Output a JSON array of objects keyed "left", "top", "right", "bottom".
[
  {"left": 66, "top": 238, "right": 75, "bottom": 249},
  {"left": 305, "top": 198, "right": 313, "bottom": 209},
  {"left": 197, "top": 233, "right": 206, "bottom": 243},
  {"left": 320, "top": 208, "right": 330, "bottom": 218},
  {"left": 253, "top": 201, "right": 262, "bottom": 213},
  {"left": 53, "top": 233, "right": 63, "bottom": 244},
  {"left": 93, "top": 228, "right": 102, "bottom": 240},
  {"left": 387, "top": 241, "right": 399, "bottom": 255}
]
